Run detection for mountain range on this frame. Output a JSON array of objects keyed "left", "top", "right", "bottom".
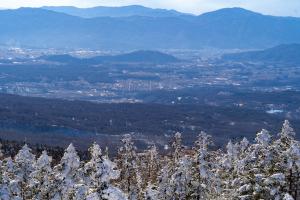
[
  {"left": 42, "top": 5, "right": 190, "bottom": 18},
  {"left": 223, "top": 44, "right": 300, "bottom": 64},
  {"left": 0, "top": 6, "right": 300, "bottom": 49},
  {"left": 40, "top": 50, "right": 180, "bottom": 64}
]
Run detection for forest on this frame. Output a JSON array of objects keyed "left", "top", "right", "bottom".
[
  {"left": 1, "top": 93, "right": 299, "bottom": 150},
  {"left": 0, "top": 120, "right": 299, "bottom": 199}
]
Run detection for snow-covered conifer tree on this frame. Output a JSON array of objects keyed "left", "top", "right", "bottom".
[
  {"left": 53, "top": 143, "right": 81, "bottom": 199},
  {"left": 0, "top": 157, "right": 17, "bottom": 200},
  {"left": 191, "top": 131, "right": 215, "bottom": 199},
  {"left": 138, "top": 144, "right": 160, "bottom": 194},
  {"left": 273, "top": 121, "right": 299, "bottom": 199},
  {"left": 281, "top": 120, "right": 296, "bottom": 140},
  {"left": 145, "top": 145, "right": 159, "bottom": 185},
  {"left": 85, "top": 142, "right": 124, "bottom": 199},
  {"left": 172, "top": 132, "right": 183, "bottom": 165},
  {"left": 170, "top": 155, "right": 193, "bottom": 199},
  {"left": 232, "top": 129, "right": 273, "bottom": 199},
  {"left": 14, "top": 144, "right": 36, "bottom": 199},
  {"left": 157, "top": 157, "right": 172, "bottom": 200},
  {"left": 117, "top": 134, "right": 141, "bottom": 200},
  {"left": 29, "top": 150, "right": 53, "bottom": 199},
  {"left": 84, "top": 142, "right": 103, "bottom": 189}
]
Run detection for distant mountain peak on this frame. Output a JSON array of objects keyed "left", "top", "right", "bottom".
[
  {"left": 201, "top": 7, "right": 261, "bottom": 17},
  {"left": 1, "top": 7, "right": 77, "bottom": 19},
  {"left": 117, "top": 5, "right": 147, "bottom": 9},
  {"left": 218, "top": 7, "right": 258, "bottom": 13}
]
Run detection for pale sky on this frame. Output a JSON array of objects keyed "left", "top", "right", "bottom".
[{"left": 0, "top": 0, "right": 299, "bottom": 17}]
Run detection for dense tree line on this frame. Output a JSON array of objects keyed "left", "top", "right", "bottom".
[
  {"left": 1, "top": 93, "right": 299, "bottom": 149},
  {"left": 0, "top": 120, "right": 299, "bottom": 199}
]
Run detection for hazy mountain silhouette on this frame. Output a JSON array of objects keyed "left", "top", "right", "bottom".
[
  {"left": 223, "top": 44, "right": 300, "bottom": 64},
  {"left": 40, "top": 50, "right": 180, "bottom": 64},
  {"left": 42, "top": 5, "right": 190, "bottom": 18},
  {"left": 1, "top": 7, "right": 300, "bottom": 49}
]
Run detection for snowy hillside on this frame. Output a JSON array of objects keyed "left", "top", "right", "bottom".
[{"left": 0, "top": 120, "right": 299, "bottom": 199}]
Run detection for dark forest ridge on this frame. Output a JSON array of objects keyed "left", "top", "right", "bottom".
[
  {"left": 0, "top": 93, "right": 299, "bottom": 149},
  {"left": 1, "top": 7, "right": 300, "bottom": 49}
]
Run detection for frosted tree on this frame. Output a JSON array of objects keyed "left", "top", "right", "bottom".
[
  {"left": 146, "top": 145, "right": 159, "bottom": 184},
  {"left": 234, "top": 129, "right": 273, "bottom": 199},
  {"left": 232, "top": 128, "right": 295, "bottom": 200},
  {"left": 157, "top": 157, "right": 172, "bottom": 200},
  {"left": 172, "top": 132, "right": 183, "bottom": 165},
  {"left": 280, "top": 120, "right": 296, "bottom": 141},
  {"left": 101, "top": 158, "right": 121, "bottom": 186},
  {"left": 14, "top": 144, "right": 36, "bottom": 199},
  {"left": 227, "top": 138, "right": 251, "bottom": 199},
  {"left": 234, "top": 137, "right": 250, "bottom": 176},
  {"left": 272, "top": 121, "right": 299, "bottom": 199},
  {"left": 53, "top": 143, "right": 81, "bottom": 199},
  {"left": 138, "top": 144, "right": 160, "bottom": 193},
  {"left": 0, "top": 143, "right": 12, "bottom": 200},
  {"left": 0, "top": 157, "right": 17, "bottom": 200},
  {"left": 117, "top": 134, "right": 141, "bottom": 200},
  {"left": 217, "top": 139, "right": 242, "bottom": 199},
  {"left": 144, "top": 184, "right": 159, "bottom": 200},
  {"left": 28, "top": 150, "right": 53, "bottom": 199},
  {"left": 84, "top": 143, "right": 124, "bottom": 199},
  {"left": 169, "top": 155, "right": 193, "bottom": 199},
  {"left": 240, "top": 137, "right": 250, "bottom": 153},
  {"left": 157, "top": 132, "right": 187, "bottom": 199},
  {"left": 254, "top": 129, "right": 273, "bottom": 170},
  {"left": 134, "top": 161, "right": 144, "bottom": 200},
  {"left": 191, "top": 131, "right": 215, "bottom": 199},
  {"left": 285, "top": 143, "right": 300, "bottom": 198},
  {"left": 223, "top": 140, "right": 239, "bottom": 170},
  {"left": 102, "top": 159, "right": 127, "bottom": 200},
  {"left": 83, "top": 143, "right": 103, "bottom": 189}
]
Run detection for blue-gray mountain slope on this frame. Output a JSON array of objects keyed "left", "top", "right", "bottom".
[
  {"left": 0, "top": 7, "right": 300, "bottom": 49},
  {"left": 42, "top": 5, "right": 190, "bottom": 18},
  {"left": 223, "top": 44, "right": 300, "bottom": 64}
]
